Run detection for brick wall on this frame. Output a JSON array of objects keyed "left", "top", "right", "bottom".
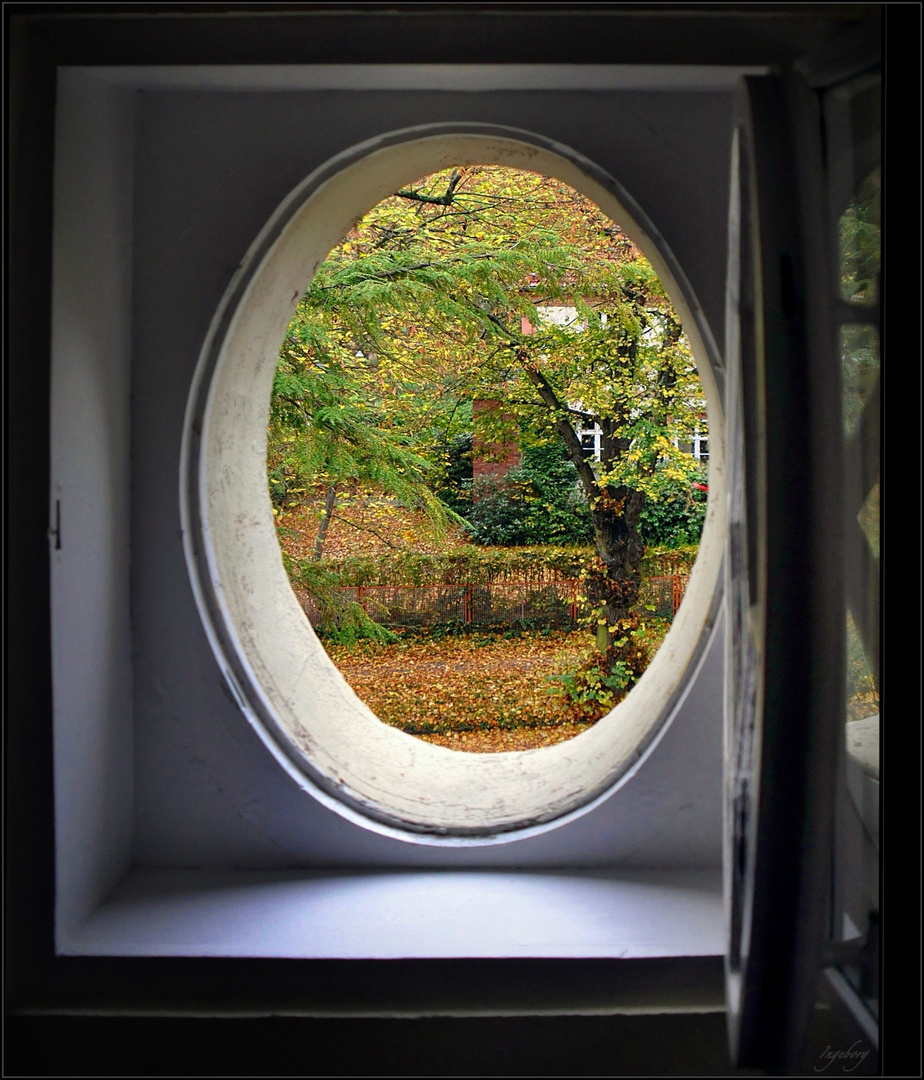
[{"left": 472, "top": 399, "right": 520, "bottom": 484}]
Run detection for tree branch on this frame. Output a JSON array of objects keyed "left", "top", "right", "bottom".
[
  {"left": 328, "top": 510, "right": 408, "bottom": 551},
  {"left": 478, "top": 307, "right": 520, "bottom": 342},
  {"left": 506, "top": 397, "right": 596, "bottom": 421},
  {"left": 312, "top": 483, "right": 338, "bottom": 560},
  {"left": 514, "top": 349, "right": 600, "bottom": 502},
  {"left": 563, "top": 405, "right": 597, "bottom": 421},
  {"left": 395, "top": 168, "right": 462, "bottom": 206},
  {"left": 315, "top": 251, "right": 499, "bottom": 290}
]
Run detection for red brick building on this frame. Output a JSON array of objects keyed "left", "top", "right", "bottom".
[{"left": 472, "top": 399, "right": 521, "bottom": 483}]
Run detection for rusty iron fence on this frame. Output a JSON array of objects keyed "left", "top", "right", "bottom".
[{"left": 296, "top": 575, "right": 689, "bottom": 631}]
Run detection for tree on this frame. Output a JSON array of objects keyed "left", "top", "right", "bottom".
[
  {"left": 465, "top": 441, "right": 596, "bottom": 547},
  {"left": 270, "top": 165, "right": 706, "bottom": 664},
  {"left": 269, "top": 334, "right": 458, "bottom": 560}
]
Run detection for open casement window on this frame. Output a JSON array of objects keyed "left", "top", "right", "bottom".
[
  {"left": 823, "top": 68, "right": 881, "bottom": 1056},
  {"left": 722, "top": 69, "right": 873, "bottom": 1072}
]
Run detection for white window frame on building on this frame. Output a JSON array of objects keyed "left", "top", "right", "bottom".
[{"left": 693, "top": 428, "right": 709, "bottom": 461}]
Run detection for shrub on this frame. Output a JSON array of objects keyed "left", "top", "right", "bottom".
[
  {"left": 431, "top": 431, "right": 474, "bottom": 515},
  {"left": 289, "top": 545, "right": 596, "bottom": 590},
  {"left": 637, "top": 465, "right": 708, "bottom": 547},
  {"left": 316, "top": 600, "right": 398, "bottom": 647},
  {"left": 464, "top": 443, "right": 594, "bottom": 546},
  {"left": 551, "top": 614, "right": 651, "bottom": 721}
]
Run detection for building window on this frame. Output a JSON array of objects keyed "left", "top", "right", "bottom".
[
  {"left": 580, "top": 427, "right": 603, "bottom": 461},
  {"left": 693, "top": 430, "right": 709, "bottom": 461}
]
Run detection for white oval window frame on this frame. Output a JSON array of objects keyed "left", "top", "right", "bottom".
[{"left": 180, "top": 123, "right": 726, "bottom": 843}]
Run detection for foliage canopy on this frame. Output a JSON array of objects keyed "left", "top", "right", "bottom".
[{"left": 268, "top": 165, "right": 708, "bottom": 677}]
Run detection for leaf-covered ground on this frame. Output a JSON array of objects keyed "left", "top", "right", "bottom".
[
  {"left": 276, "top": 494, "right": 471, "bottom": 561},
  {"left": 325, "top": 629, "right": 602, "bottom": 752},
  {"left": 282, "top": 493, "right": 675, "bottom": 753},
  {"left": 847, "top": 690, "right": 879, "bottom": 724}
]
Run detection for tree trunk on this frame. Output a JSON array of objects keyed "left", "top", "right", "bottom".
[
  {"left": 516, "top": 352, "right": 647, "bottom": 649},
  {"left": 589, "top": 486, "right": 647, "bottom": 645},
  {"left": 312, "top": 484, "right": 338, "bottom": 561}
]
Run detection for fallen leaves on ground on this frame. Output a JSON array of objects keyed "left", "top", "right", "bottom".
[
  {"left": 847, "top": 690, "right": 879, "bottom": 724},
  {"left": 276, "top": 495, "right": 471, "bottom": 561},
  {"left": 281, "top": 492, "right": 676, "bottom": 752},
  {"left": 324, "top": 629, "right": 602, "bottom": 753},
  {"left": 414, "top": 723, "right": 596, "bottom": 752}
]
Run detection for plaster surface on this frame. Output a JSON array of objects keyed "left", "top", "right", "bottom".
[
  {"left": 51, "top": 70, "right": 135, "bottom": 943},
  {"left": 52, "top": 74, "right": 734, "bottom": 886},
  {"left": 129, "top": 85, "right": 731, "bottom": 865},
  {"left": 65, "top": 868, "right": 723, "bottom": 960}
]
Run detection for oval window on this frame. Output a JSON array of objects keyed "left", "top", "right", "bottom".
[
  {"left": 181, "top": 126, "right": 726, "bottom": 840},
  {"left": 269, "top": 164, "right": 711, "bottom": 756}
]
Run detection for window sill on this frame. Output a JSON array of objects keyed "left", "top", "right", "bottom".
[{"left": 63, "top": 868, "right": 723, "bottom": 962}]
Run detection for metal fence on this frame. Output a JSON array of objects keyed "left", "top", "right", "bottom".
[
  {"left": 642, "top": 575, "right": 690, "bottom": 620},
  {"left": 296, "top": 575, "right": 688, "bottom": 630}
]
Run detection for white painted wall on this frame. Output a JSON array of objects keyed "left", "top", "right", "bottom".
[
  {"left": 51, "top": 70, "right": 135, "bottom": 942},
  {"left": 130, "top": 83, "right": 732, "bottom": 868},
  {"left": 63, "top": 868, "right": 723, "bottom": 960},
  {"left": 52, "top": 69, "right": 737, "bottom": 952}
]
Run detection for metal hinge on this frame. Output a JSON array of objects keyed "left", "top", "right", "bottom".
[
  {"left": 48, "top": 500, "right": 61, "bottom": 550},
  {"left": 823, "top": 910, "right": 879, "bottom": 1002}
]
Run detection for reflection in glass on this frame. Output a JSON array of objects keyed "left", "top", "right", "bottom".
[
  {"left": 857, "top": 482, "right": 879, "bottom": 560},
  {"left": 840, "top": 323, "right": 879, "bottom": 438},
  {"left": 834, "top": 151, "right": 880, "bottom": 1027},
  {"left": 845, "top": 610, "right": 878, "bottom": 725},
  {"left": 839, "top": 167, "right": 880, "bottom": 306}
]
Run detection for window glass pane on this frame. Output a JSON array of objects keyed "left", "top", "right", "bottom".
[
  {"left": 846, "top": 610, "right": 878, "bottom": 724},
  {"left": 857, "top": 480, "right": 879, "bottom": 560},
  {"left": 835, "top": 155, "right": 880, "bottom": 1024},
  {"left": 839, "top": 166, "right": 880, "bottom": 305},
  {"left": 840, "top": 323, "right": 879, "bottom": 438}
]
